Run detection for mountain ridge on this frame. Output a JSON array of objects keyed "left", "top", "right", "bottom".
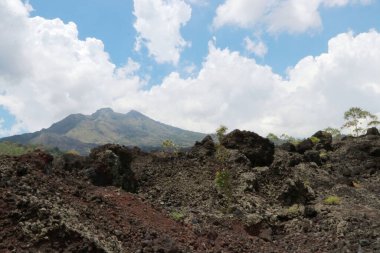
[{"left": 0, "top": 108, "right": 206, "bottom": 154}]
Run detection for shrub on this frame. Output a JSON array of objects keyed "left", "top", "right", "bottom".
[
  {"left": 324, "top": 195, "right": 341, "bottom": 205},
  {"left": 286, "top": 204, "right": 302, "bottom": 216},
  {"left": 215, "top": 170, "right": 231, "bottom": 191},
  {"left": 319, "top": 151, "right": 328, "bottom": 159},
  {"left": 170, "top": 211, "right": 185, "bottom": 221},
  {"left": 310, "top": 136, "right": 320, "bottom": 144},
  {"left": 66, "top": 149, "right": 80, "bottom": 155},
  {"left": 162, "top": 139, "right": 179, "bottom": 155}
]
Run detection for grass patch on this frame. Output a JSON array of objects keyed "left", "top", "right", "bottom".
[
  {"left": 0, "top": 142, "right": 37, "bottom": 156},
  {"left": 323, "top": 195, "right": 341, "bottom": 205}
]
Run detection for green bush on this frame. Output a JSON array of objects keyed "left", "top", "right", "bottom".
[
  {"left": 170, "top": 211, "right": 185, "bottom": 221},
  {"left": 215, "top": 170, "right": 231, "bottom": 190},
  {"left": 310, "top": 136, "right": 320, "bottom": 144},
  {"left": 324, "top": 195, "right": 341, "bottom": 205}
]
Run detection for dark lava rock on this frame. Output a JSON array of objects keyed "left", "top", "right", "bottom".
[
  {"left": 370, "top": 147, "right": 380, "bottom": 157},
  {"left": 54, "top": 153, "right": 86, "bottom": 172},
  {"left": 366, "top": 127, "right": 380, "bottom": 136},
  {"left": 304, "top": 205, "right": 318, "bottom": 218},
  {"left": 190, "top": 135, "right": 216, "bottom": 157},
  {"left": 87, "top": 144, "right": 138, "bottom": 192},
  {"left": 304, "top": 150, "right": 322, "bottom": 166},
  {"left": 279, "top": 142, "right": 296, "bottom": 152},
  {"left": 296, "top": 139, "right": 314, "bottom": 154},
  {"left": 221, "top": 130, "right": 274, "bottom": 167},
  {"left": 279, "top": 179, "right": 315, "bottom": 206},
  {"left": 18, "top": 150, "right": 54, "bottom": 173},
  {"left": 312, "top": 131, "right": 332, "bottom": 150},
  {"left": 16, "top": 166, "right": 28, "bottom": 177}
]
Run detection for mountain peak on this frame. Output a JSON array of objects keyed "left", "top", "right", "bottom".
[
  {"left": 126, "top": 109, "right": 148, "bottom": 119},
  {"left": 92, "top": 108, "right": 114, "bottom": 117}
]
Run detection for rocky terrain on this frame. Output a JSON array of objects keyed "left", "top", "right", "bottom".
[{"left": 1, "top": 128, "right": 380, "bottom": 252}]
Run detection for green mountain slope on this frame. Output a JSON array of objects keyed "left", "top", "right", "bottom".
[{"left": 1, "top": 108, "right": 206, "bottom": 153}]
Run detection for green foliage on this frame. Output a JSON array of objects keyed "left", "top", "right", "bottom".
[
  {"left": 0, "top": 142, "right": 36, "bottom": 156},
  {"left": 324, "top": 127, "right": 341, "bottom": 138},
  {"left": 286, "top": 204, "right": 302, "bottom": 216},
  {"left": 342, "top": 107, "right": 379, "bottom": 137},
  {"left": 66, "top": 149, "right": 80, "bottom": 155},
  {"left": 162, "top": 139, "right": 179, "bottom": 155},
  {"left": 266, "top": 133, "right": 280, "bottom": 143},
  {"left": 323, "top": 195, "right": 341, "bottom": 205},
  {"left": 310, "top": 136, "right": 320, "bottom": 144},
  {"left": 215, "top": 170, "right": 231, "bottom": 190},
  {"left": 280, "top": 134, "right": 300, "bottom": 145},
  {"left": 215, "top": 145, "right": 229, "bottom": 164},
  {"left": 319, "top": 151, "right": 328, "bottom": 159},
  {"left": 170, "top": 211, "right": 185, "bottom": 221},
  {"left": 216, "top": 125, "right": 228, "bottom": 143}
]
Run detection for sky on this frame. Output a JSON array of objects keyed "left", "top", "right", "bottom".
[{"left": 0, "top": 0, "right": 380, "bottom": 138}]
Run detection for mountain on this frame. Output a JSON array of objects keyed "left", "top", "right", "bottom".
[{"left": 0, "top": 108, "right": 206, "bottom": 154}]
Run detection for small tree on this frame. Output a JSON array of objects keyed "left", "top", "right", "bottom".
[
  {"left": 342, "top": 107, "right": 379, "bottom": 136},
  {"left": 324, "top": 127, "right": 341, "bottom": 138},
  {"left": 214, "top": 125, "right": 232, "bottom": 212},
  {"left": 216, "top": 125, "right": 228, "bottom": 143},
  {"left": 266, "top": 133, "right": 280, "bottom": 143},
  {"left": 280, "top": 133, "right": 300, "bottom": 145},
  {"left": 162, "top": 139, "right": 179, "bottom": 155}
]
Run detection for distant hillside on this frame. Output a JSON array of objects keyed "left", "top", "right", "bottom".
[{"left": 0, "top": 108, "right": 206, "bottom": 154}]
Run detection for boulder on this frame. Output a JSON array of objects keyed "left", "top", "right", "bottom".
[
  {"left": 54, "top": 153, "right": 86, "bottom": 172},
  {"left": 278, "top": 179, "right": 316, "bottom": 206},
  {"left": 304, "top": 150, "right": 322, "bottom": 166},
  {"left": 279, "top": 142, "right": 296, "bottom": 152},
  {"left": 296, "top": 139, "right": 314, "bottom": 154},
  {"left": 366, "top": 127, "right": 380, "bottom": 136},
  {"left": 190, "top": 135, "right": 216, "bottom": 157},
  {"left": 312, "top": 131, "right": 333, "bottom": 150},
  {"left": 221, "top": 130, "right": 274, "bottom": 167},
  {"left": 87, "top": 144, "right": 138, "bottom": 192}
]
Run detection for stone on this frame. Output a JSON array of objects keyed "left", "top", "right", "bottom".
[
  {"left": 221, "top": 129, "right": 274, "bottom": 167},
  {"left": 312, "top": 131, "right": 333, "bottom": 150},
  {"left": 366, "top": 127, "right": 380, "bottom": 136}
]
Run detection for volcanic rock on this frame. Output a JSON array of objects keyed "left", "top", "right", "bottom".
[
  {"left": 190, "top": 135, "right": 216, "bottom": 157},
  {"left": 221, "top": 130, "right": 274, "bottom": 167},
  {"left": 312, "top": 131, "right": 333, "bottom": 150},
  {"left": 366, "top": 127, "right": 380, "bottom": 136}
]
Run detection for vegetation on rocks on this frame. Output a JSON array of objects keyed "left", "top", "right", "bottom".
[{"left": 323, "top": 195, "right": 342, "bottom": 205}]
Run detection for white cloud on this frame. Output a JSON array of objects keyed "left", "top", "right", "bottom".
[
  {"left": 244, "top": 37, "right": 268, "bottom": 57},
  {"left": 213, "top": 0, "right": 372, "bottom": 34},
  {"left": 0, "top": 0, "right": 380, "bottom": 139},
  {"left": 0, "top": 0, "right": 142, "bottom": 133},
  {"left": 133, "top": 0, "right": 192, "bottom": 65},
  {"left": 125, "top": 31, "right": 380, "bottom": 136}
]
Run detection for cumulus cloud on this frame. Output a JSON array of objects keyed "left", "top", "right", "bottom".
[
  {"left": 130, "top": 32, "right": 380, "bottom": 136},
  {"left": 1, "top": 0, "right": 380, "bottom": 138},
  {"left": 213, "top": 0, "right": 372, "bottom": 34},
  {"left": 133, "top": 0, "right": 192, "bottom": 65},
  {"left": 0, "top": 0, "right": 142, "bottom": 132},
  {"left": 244, "top": 37, "right": 268, "bottom": 57}
]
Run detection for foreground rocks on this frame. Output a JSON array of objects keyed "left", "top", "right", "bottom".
[{"left": 1, "top": 129, "right": 380, "bottom": 252}]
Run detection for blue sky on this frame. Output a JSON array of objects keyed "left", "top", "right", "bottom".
[{"left": 0, "top": 0, "right": 380, "bottom": 137}]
